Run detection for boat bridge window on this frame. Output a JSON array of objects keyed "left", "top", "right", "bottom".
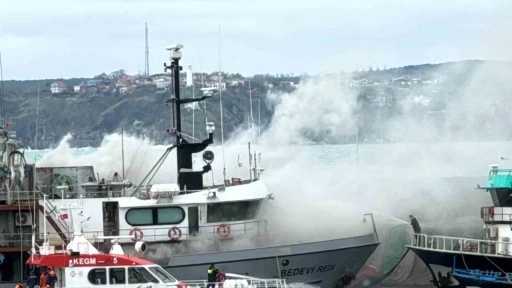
[
  {"left": 128, "top": 267, "right": 159, "bottom": 284},
  {"left": 109, "top": 268, "right": 126, "bottom": 285},
  {"left": 126, "top": 207, "right": 185, "bottom": 226},
  {"left": 207, "top": 200, "right": 260, "bottom": 223},
  {"left": 88, "top": 268, "right": 107, "bottom": 285},
  {"left": 148, "top": 266, "right": 178, "bottom": 283}
]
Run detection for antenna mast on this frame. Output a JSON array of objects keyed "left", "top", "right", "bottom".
[
  {"left": 248, "top": 77, "right": 255, "bottom": 142},
  {"left": 0, "top": 50, "right": 5, "bottom": 125},
  {"left": 145, "top": 22, "right": 149, "bottom": 78},
  {"left": 218, "top": 23, "right": 226, "bottom": 186},
  {"left": 35, "top": 82, "right": 40, "bottom": 150},
  {"left": 163, "top": 44, "right": 215, "bottom": 191}
]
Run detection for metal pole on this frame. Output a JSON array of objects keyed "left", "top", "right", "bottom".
[
  {"left": 356, "top": 114, "right": 359, "bottom": 166},
  {"left": 248, "top": 78, "right": 254, "bottom": 142},
  {"left": 218, "top": 23, "right": 226, "bottom": 186},
  {"left": 43, "top": 194, "right": 47, "bottom": 246},
  {"left": 35, "top": 82, "right": 40, "bottom": 150},
  {"left": 258, "top": 98, "right": 261, "bottom": 140},
  {"left": 248, "top": 142, "right": 252, "bottom": 182},
  {"left": 122, "top": 124, "right": 125, "bottom": 179}
]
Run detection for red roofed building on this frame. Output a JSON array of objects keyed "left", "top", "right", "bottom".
[{"left": 51, "top": 81, "right": 67, "bottom": 94}]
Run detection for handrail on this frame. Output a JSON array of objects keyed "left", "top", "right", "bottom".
[
  {"left": 410, "top": 233, "right": 512, "bottom": 257},
  {"left": 0, "top": 220, "right": 268, "bottom": 246},
  {"left": 180, "top": 278, "right": 288, "bottom": 288},
  {"left": 3, "top": 280, "right": 289, "bottom": 288}
]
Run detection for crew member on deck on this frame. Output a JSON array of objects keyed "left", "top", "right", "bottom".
[
  {"left": 46, "top": 268, "right": 57, "bottom": 288},
  {"left": 14, "top": 283, "right": 23, "bottom": 288},
  {"left": 207, "top": 264, "right": 219, "bottom": 288},
  {"left": 39, "top": 269, "right": 47, "bottom": 288},
  {"left": 409, "top": 215, "right": 422, "bottom": 246},
  {"left": 27, "top": 271, "right": 38, "bottom": 288}
]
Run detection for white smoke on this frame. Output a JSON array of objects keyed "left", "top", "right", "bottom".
[{"left": 32, "top": 61, "right": 512, "bottom": 242}]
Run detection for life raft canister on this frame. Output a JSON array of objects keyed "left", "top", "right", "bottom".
[
  {"left": 217, "top": 272, "right": 226, "bottom": 282},
  {"left": 129, "top": 228, "right": 144, "bottom": 242},
  {"left": 168, "top": 226, "right": 182, "bottom": 241},
  {"left": 216, "top": 223, "right": 231, "bottom": 239},
  {"left": 146, "top": 189, "right": 158, "bottom": 199}
]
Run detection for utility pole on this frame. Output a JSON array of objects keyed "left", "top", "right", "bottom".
[{"left": 145, "top": 22, "right": 149, "bottom": 78}]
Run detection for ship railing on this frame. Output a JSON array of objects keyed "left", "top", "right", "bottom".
[
  {"left": 0, "top": 190, "right": 38, "bottom": 201},
  {"left": 24, "top": 220, "right": 268, "bottom": 244},
  {"left": 411, "top": 233, "right": 512, "bottom": 257},
  {"left": 0, "top": 232, "right": 69, "bottom": 247},
  {"left": 180, "top": 278, "right": 288, "bottom": 288},
  {"left": 35, "top": 183, "right": 132, "bottom": 199},
  {"left": 106, "top": 220, "right": 267, "bottom": 242},
  {"left": 26, "top": 280, "right": 289, "bottom": 288}
]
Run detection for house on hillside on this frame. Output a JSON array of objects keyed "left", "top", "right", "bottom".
[
  {"left": 50, "top": 81, "right": 67, "bottom": 94},
  {"left": 206, "top": 82, "right": 226, "bottom": 90},
  {"left": 116, "top": 76, "right": 134, "bottom": 88}
]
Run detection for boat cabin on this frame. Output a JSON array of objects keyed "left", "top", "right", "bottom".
[
  {"left": 27, "top": 253, "right": 179, "bottom": 287},
  {"left": 34, "top": 165, "right": 269, "bottom": 246},
  {"left": 478, "top": 164, "right": 512, "bottom": 254}
]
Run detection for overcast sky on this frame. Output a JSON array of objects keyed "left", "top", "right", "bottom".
[{"left": 1, "top": 0, "right": 511, "bottom": 80}]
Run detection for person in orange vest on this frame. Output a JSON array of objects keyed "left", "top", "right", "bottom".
[
  {"left": 39, "top": 270, "right": 48, "bottom": 288},
  {"left": 14, "top": 283, "right": 23, "bottom": 288}
]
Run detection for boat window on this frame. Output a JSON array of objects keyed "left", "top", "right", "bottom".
[
  {"left": 148, "top": 266, "right": 178, "bottom": 283},
  {"left": 88, "top": 268, "right": 107, "bottom": 285},
  {"left": 126, "top": 207, "right": 185, "bottom": 226},
  {"left": 109, "top": 268, "right": 126, "bottom": 285},
  {"left": 207, "top": 200, "right": 260, "bottom": 223},
  {"left": 128, "top": 267, "right": 159, "bottom": 284},
  {"left": 126, "top": 209, "right": 153, "bottom": 225},
  {"left": 157, "top": 207, "right": 185, "bottom": 225}
]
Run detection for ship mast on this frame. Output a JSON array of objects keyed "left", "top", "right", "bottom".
[
  {"left": 131, "top": 45, "right": 216, "bottom": 196},
  {"left": 164, "top": 45, "right": 215, "bottom": 191}
]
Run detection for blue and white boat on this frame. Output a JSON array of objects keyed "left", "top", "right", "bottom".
[{"left": 407, "top": 164, "right": 512, "bottom": 287}]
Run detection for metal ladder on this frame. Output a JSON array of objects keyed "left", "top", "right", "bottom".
[{"left": 37, "top": 191, "right": 71, "bottom": 243}]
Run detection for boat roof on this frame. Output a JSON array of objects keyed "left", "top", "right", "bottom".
[
  {"left": 26, "top": 253, "right": 155, "bottom": 268},
  {"left": 478, "top": 165, "right": 512, "bottom": 189}
]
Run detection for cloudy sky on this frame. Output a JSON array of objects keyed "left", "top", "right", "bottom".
[{"left": 1, "top": 0, "right": 511, "bottom": 79}]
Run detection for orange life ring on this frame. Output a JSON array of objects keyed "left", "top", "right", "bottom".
[
  {"left": 216, "top": 223, "right": 231, "bottom": 239},
  {"left": 168, "top": 226, "right": 182, "bottom": 241},
  {"left": 129, "top": 228, "right": 144, "bottom": 242},
  {"left": 489, "top": 207, "right": 495, "bottom": 218}
]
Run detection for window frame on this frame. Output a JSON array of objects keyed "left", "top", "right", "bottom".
[
  {"left": 87, "top": 268, "right": 107, "bottom": 285},
  {"left": 148, "top": 266, "right": 178, "bottom": 283},
  {"left": 125, "top": 207, "right": 185, "bottom": 226},
  {"left": 127, "top": 267, "right": 160, "bottom": 284},
  {"left": 108, "top": 267, "right": 127, "bottom": 285},
  {"left": 206, "top": 200, "right": 262, "bottom": 223}
]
